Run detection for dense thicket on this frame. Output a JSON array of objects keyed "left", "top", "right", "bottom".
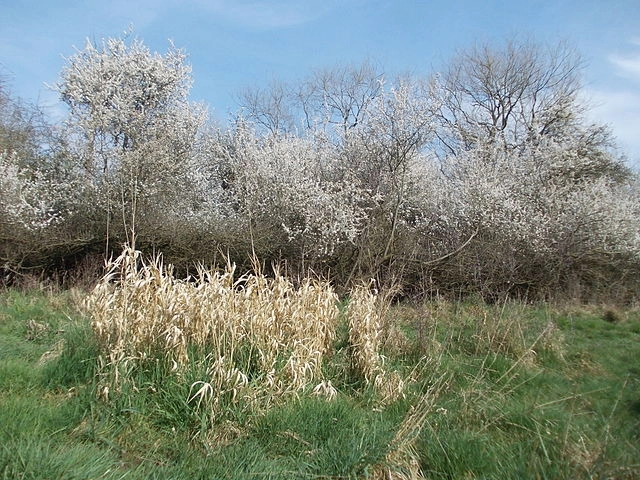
[{"left": 1, "top": 36, "right": 638, "bottom": 301}]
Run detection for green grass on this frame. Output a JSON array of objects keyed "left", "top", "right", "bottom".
[
  {"left": 404, "top": 301, "right": 640, "bottom": 480},
  {"left": 0, "top": 289, "right": 639, "bottom": 479}
]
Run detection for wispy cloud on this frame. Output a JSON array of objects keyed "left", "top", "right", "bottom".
[
  {"left": 196, "top": 0, "right": 338, "bottom": 30},
  {"left": 609, "top": 54, "right": 640, "bottom": 81},
  {"left": 87, "top": 0, "right": 169, "bottom": 32},
  {"left": 608, "top": 39, "right": 640, "bottom": 82}
]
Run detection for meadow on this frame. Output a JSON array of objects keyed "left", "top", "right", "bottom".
[{"left": 1, "top": 251, "right": 639, "bottom": 479}]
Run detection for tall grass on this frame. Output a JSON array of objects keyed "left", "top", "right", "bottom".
[{"left": 86, "top": 248, "right": 397, "bottom": 423}]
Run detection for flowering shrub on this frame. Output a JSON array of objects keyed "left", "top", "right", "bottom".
[
  {"left": 2, "top": 35, "right": 639, "bottom": 301},
  {"left": 211, "top": 125, "right": 369, "bottom": 259},
  {"left": 0, "top": 151, "right": 58, "bottom": 230}
]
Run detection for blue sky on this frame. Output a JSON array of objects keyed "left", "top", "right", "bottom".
[{"left": 1, "top": 0, "right": 639, "bottom": 163}]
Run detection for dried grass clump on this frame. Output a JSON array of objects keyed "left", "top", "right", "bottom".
[
  {"left": 87, "top": 247, "right": 339, "bottom": 413},
  {"left": 347, "top": 283, "right": 385, "bottom": 385},
  {"left": 346, "top": 282, "right": 405, "bottom": 401}
]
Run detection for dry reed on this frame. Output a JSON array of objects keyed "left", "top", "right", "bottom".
[
  {"left": 87, "top": 247, "right": 340, "bottom": 415},
  {"left": 347, "top": 282, "right": 385, "bottom": 384}
]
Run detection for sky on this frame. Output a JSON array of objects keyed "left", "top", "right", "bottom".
[{"left": 1, "top": 0, "right": 639, "bottom": 165}]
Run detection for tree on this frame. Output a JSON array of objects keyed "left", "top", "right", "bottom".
[
  {"left": 0, "top": 78, "right": 96, "bottom": 277},
  {"left": 432, "top": 138, "right": 640, "bottom": 300},
  {"left": 236, "top": 61, "right": 384, "bottom": 142},
  {"left": 57, "top": 35, "right": 207, "bottom": 245},
  {"left": 407, "top": 37, "right": 638, "bottom": 299},
  {"left": 0, "top": 77, "right": 56, "bottom": 170},
  {"left": 236, "top": 79, "right": 295, "bottom": 136},
  {"left": 341, "top": 77, "right": 439, "bottom": 282},
  {"left": 299, "top": 60, "right": 384, "bottom": 138},
  {"left": 432, "top": 38, "right": 585, "bottom": 155}
]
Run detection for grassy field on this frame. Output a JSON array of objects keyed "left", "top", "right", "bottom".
[{"left": 1, "top": 283, "right": 639, "bottom": 479}]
